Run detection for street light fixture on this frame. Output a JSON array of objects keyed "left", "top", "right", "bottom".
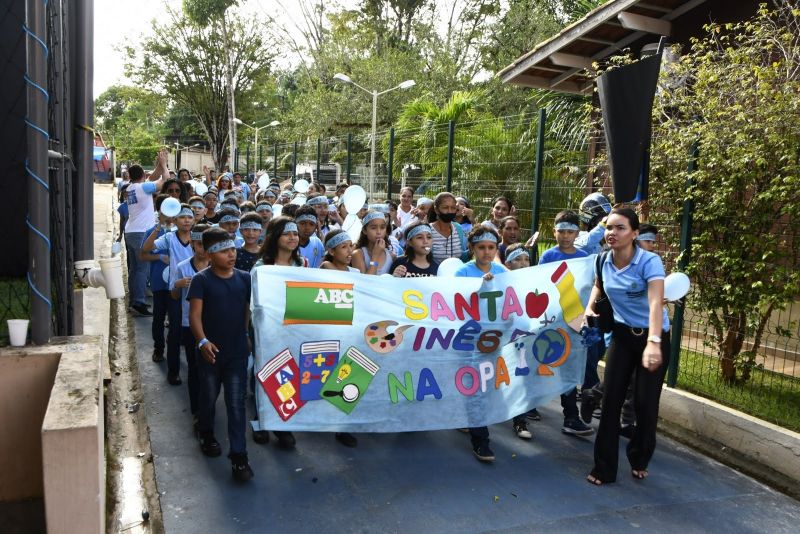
[
  {"left": 233, "top": 118, "right": 281, "bottom": 178},
  {"left": 333, "top": 73, "right": 416, "bottom": 199}
]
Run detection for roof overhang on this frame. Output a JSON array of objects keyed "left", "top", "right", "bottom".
[{"left": 497, "top": 0, "right": 708, "bottom": 94}]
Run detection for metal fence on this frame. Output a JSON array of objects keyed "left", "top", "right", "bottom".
[{"left": 251, "top": 109, "right": 800, "bottom": 431}]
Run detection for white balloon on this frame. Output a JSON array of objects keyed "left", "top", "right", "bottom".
[
  {"left": 664, "top": 272, "right": 691, "bottom": 301},
  {"left": 346, "top": 219, "right": 362, "bottom": 242},
  {"left": 341, "top": 213, "right": 359, "bottom": 231},
  {"left": 162, "top": 267, "right": 170, "bottom": 284},
  {"left": 294, "top": 179, "right": 310, "bottom": 194},
  {"left": 160, "top": 197, "right": 181, "bottom": 217},
  {"left": 257, "top": 174, "right": 270, "bottom": 190},
  {"left": 437, "top": 257, "right": 464, "bottom": 277},
  {"left": 272, "top": 204, "right": 283, "bottom": 217},
  {"left": 341, "top": 185, "right": 367, "bottom": 215},
  {"left": 290, "top": 194, "right": 306, "bottom": 206},
  {"left": 192, "top": 180, "right": 208, "bottom": 196}
]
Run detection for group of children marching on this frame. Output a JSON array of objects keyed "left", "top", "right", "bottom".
[{"left": 129, "top": 172, "right": 660, "bottom": 481}]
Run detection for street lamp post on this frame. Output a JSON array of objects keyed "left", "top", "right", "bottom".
[
  {"left": 233, "top": 118, "right": 280, "bottom": 179},
  {"left": 333, "top": 73, "right": 415, "bottom": 200}
]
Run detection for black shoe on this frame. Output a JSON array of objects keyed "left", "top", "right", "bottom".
[
  {"left": 619, "top": 424, "right": 635, "bottom": 440},
  {"left": 513, "top": 420, "right": 533, "bottom": 440},
  {"left": 472, "top": 441, "right": 495, "bottom": 462},
  {"left": 130, "top": 303, "right": 153, "bottom": 317},
  {"left": 252, "top": 429, "right": 270, "bottom": 444},
  {"left": 167, "top": 373, "right": 182, "bottom": 386},
  {"left": 152, "top": 350, "right": 165, "bottom": 362},
  {"left": 525, "top": 408, "right": 542, "bottom": 421},
  {"left": 199, "top": 432, "right": 221, "bottom": 457},
  {"left": 562, "top": 418, "right": 595, "bottom": 437},
  {"left": 230, "top": 453, "right": 254, "bottom": 482},
  {"left": 335, "top": 432, "right": 358, "bottom": 448},
  {"left": 580, "top": 393, "right": 600, "bottom": 424},
  {"left": 274, "top": 431, "right": 296, "bottom": 450}
]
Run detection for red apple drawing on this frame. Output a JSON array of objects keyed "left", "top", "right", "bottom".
[{"left": 525, "top": 291, "right": 549, "bottom": 318}]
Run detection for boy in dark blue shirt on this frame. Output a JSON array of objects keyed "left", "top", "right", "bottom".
[
  {"left": 188, "top": 227, "right": 254, "bottom": 482},
  {"left": 539, "top": 210, "right": 594, "bottom": 437}
]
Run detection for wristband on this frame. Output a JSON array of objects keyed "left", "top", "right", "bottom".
[
  {"left": 197, "top": 338, "right": 209, "bottom": 349},
  {"left": 369, "top": 261, "right": 379, "bottom": 267}
]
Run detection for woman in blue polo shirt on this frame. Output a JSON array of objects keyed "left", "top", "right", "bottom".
[{"left": 585, "top": 207, "right": 670, "bottom": 485}]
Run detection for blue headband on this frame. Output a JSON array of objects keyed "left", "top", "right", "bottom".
[
  {"left": 202, "top": 191, "right": 217, "bottom": 199},
  {"left": 406, "top": 224, "right": 432, "bottom": 240},
  {"left": 325, "top": 232, "right": 352, "bottom": 250},
  {"left": 295, "top": 213, "right": 317, "bottom": 225},
  {"left": 255, "top": 203, "right": 272, "bottom": 212},
  {"left": 637, "top": 232, "right": 657, "bottom": 242},
  {"left": 471, "top": 232, "right": 498, "bottom": 244},
  {"left": 264, "top": 190, "right": 277, "bottom": 198},
  {"left": 190, "top": 201, "right": 205, "bottom": 209},
  {"left": 505, "top": 248, "right": 528, "bottom": 264},
  {"left": 207, "top": 239, "right": 235, "bottom": 253},
  {"left": 177, "top": 207, "right": 194, "bottom": 218},
  {"left": 219, "top": 214, "right": 239, "bottom": 224},
  {"left": 555, "top": 222, "right": 580, "bottom": 231},
  {"left": 190, "top": 231, "right": 204, "bottom": 241},
  {"left": 283, "top": 222, "right": 298, "bottom": 234},
  {"left": 221, "top": 204, "right": 240, "bottom": 214},
  {"left": 361, "top": 211, "right": 384, "bottom": 226},
  {"left": 306, "top": 196, "right": 328, "bottom": 206},
  {"left": 240, "top": 221, "right": 262, "bottom": 231}
]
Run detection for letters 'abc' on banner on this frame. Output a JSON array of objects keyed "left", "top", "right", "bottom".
[{"left": 251, "top": 257, "right": 596, "bottom": 432}]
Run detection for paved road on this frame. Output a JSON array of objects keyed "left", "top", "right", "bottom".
[{"left": 130, "top": 312, "right": 800, "bottom": 533}]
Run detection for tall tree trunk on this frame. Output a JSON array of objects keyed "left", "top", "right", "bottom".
[
  {"left": 719, "top": 311, "right": 747, "bottom": 384},
  {"left": 741, "top": 303, "right": 775, "bottom": 382},
  {"left": 221, "top": 11, "right": 237, "bottom": 170}
]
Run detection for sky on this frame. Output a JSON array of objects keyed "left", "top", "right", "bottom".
[{"left": 93, "top": 0, "right": 359, "bottom": 98}]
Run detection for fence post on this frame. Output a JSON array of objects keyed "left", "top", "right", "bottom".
[
  {"left": 531, "top": 109, "right": 547, "bottom": 235},
  {"left": 292, "top": 141, "right": 297, "bottom": 182},
  {"left": 245, "top": 145, "right": 250, "bottom": 178},
  {"left": 387, "top": 128, "right": 395, "bottom": 201},
  {"left": 257, "top": 143, "right": 262, "bottom": 171},
  {"left": 667, "top": 141, "right": 698, "bottom": 388},
  {"left": 446, "top": 120, "right": 455, "bottom": 192},
  {"left": 346, "top": 133, "right": 352, "bottom": 184},
  {"left": 316, "top": 137, "right": 321, "bottom": 180},
  {"left": 234, "top": 147, "right": 239, "bottom": 172}
]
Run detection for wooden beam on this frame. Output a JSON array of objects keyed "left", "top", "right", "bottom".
[
  {"left": 618, "top": 11, "right": 672, "bottom": 36},
  {"left": 550, "top": 52, "right": 595, "bottom": 71},
  {"left": 577, "top": 35, "right": 615, "bottom": 46},
  {"left": 636, "top": 3, "right": 673, "bottom": 14},
  {"left": 508, "top": 74, "right": 588, "bottom": 95}
]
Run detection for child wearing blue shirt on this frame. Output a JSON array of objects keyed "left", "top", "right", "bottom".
[
  {"left": 138, "top": 194, "right": 172, "bottom": 363},
  {"left": 455, "top": 225, "right": 507, "bottom": 462},
  {"left": 538, "top": 211, "right": 594, "bottom": 438}
]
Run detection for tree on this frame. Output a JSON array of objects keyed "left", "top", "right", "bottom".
[
  {"left": 644, "top": 3, "right": 800, "bottom": 383},
  {"left": 126, "top": 7, "right": 273, "bottom": 170},
  {"left": 94, "top": 85, "right": 168, "bottom": 164}
]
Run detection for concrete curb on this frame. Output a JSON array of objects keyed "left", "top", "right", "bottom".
[{"left": 657, "top": 386, "right": 800, "bottom": 500}]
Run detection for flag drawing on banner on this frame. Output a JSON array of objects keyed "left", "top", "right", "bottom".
[
  {"left": 257, "top": 348, "right": 306, "bottom": 421},
  {"left": 320, "top": 346, "right": 379, "bottom": 414},
  {"left": 284, "top": 282, "right": 355, "bottom": 325},
  {"left": 299, "top": 340, "right": 340, "bottom": 401}
]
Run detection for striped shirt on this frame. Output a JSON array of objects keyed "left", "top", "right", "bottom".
[{"left": 431, "top": 223, "right": 463, "bottom": 264}]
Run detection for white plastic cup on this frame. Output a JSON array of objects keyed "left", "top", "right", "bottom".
[
  {"left": 8, "top": 319, "right": 29, "bottom": 347},
  {"left": 99, "top": 257, "right": 125, "bottom": 299}
]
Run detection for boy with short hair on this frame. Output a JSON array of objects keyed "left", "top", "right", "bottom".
[
  {"left": 217, "top": 209, "right": 245, "bottom": 248},
  {"left": 538, "top": 210, "right": 594, "bottom": 437},
  {"left": 188, "top": 227, "right": 254, "bottom": 482},
  {"left": 171, "top": 223, "right": 210, "bottom": 422},
  {"left": 188, "top": 195, "right": 206, "bottom": 223},
  {"left": 295, "top": 205, "right": 325, "bottom": 268},
  {"left": 235, "top": 213, "right": 263, "bottom": 272}
]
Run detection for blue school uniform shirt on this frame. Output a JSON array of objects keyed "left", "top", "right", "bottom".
[
  {"left": 575, "top": 223, "right": 606, "bottom": 255},
  {"left": 454, "top": 260, "right": 507, "bottom": 278},
  {"left": 154, "top": 231, "right": 194, "bottom": 290},
  {"left": 145, "top": 225, "right": 169, "bottom": 292},
  {"left": 186, "top": 268, "right": 251, "bottom": 359},
  {"left": 299, "top": 235, "right": 325, "bottom": 268},
  {"left": 538, "top": 246, "right": 589, "bottom": 265},
  {"left": 599, "top": 247, "right": 669, "bottom": 330}
]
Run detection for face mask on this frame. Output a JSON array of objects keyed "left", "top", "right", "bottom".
[{"left": 438, "top": 212, "right": 456, "bottom": 223}]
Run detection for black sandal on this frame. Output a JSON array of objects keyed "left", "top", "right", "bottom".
[
  {"left": 586, "top": 473, "right": 604, "bottom": 486},
  {"left": 631, "top": 469, "right": 648, "bottom": 480}
]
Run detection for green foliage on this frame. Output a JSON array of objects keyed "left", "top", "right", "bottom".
[
  {"left": 644, "top": 3, "right": 800, "bottom": 383},
  {"left": 95, "top": 85, "right": 168, "bottom": 165},
  {"left": 182, "top": 0, "right": 238, "bottom": 26}
]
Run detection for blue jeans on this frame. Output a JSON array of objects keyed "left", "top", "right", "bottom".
[
  {"left": 197, "top": 355, "right": 248, "bottom": 456},
  {"left": 583, "top": 338, "right": 606, "bottom": 390},
  {"left": 151, "top": 290, "right": 170, "bottom": 353},
  {"left": 124, "top": 231, "right": 149, "bottom": 306}
]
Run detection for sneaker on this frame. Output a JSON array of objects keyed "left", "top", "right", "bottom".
[
  {"left": 167, "top": 373, "right": 182, "bottom": 386},
  {"left": 198, "top": 432, "right": 222, "bottom": 457},
  {"left": 619, "top": 424, "right": 635, "bottom": 440},
  {"left": 230, "top": 453, "right": 254, "bottom": 482},
  {"left": 130, "top": 303, "right": 153, "bottom": 317},
  {"left": 525, "top": 408, "right": 542, "bottom": 421},
  {"left": 274, "top": 431, "right": 296, "bottom": 450},
  {"left": 513, "top": 420, "right": 532, "bottom": 440},
  {"left": 580, "top": 395, "right": 599, "bottom": 424},
  {"left": 335, "top": 432, "right": 358, "bottom": 448},
  {"left": 472, "top": 442, "right": 495, "bottom": 462},
  {"left": 562, "top": 418, "right": 595, "bottom": 437},
  {"left": 252, "top": 430, "right": 270, "bottom": 444},
  {"left": 152, "top": 349, "right": 165, "bottom": 362}
]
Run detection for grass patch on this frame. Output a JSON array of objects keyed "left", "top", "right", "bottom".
[{"left": 676, "top": 348, "right": 800, "bottom": 433}]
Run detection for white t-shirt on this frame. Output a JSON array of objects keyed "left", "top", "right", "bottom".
[
  {"left": 397, "top": 205, "right": 414, "bottom": 227},
  {"left": 125, "top": 182, "right": 158, "bottom": 233}
]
